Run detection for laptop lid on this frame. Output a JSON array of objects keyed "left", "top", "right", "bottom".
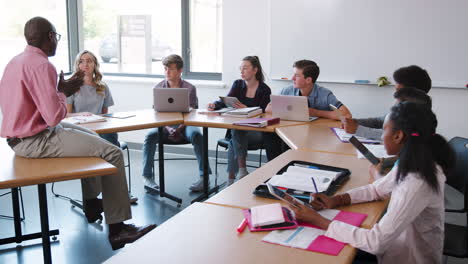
[
  {"left": 153, "top": 88, "right": 190, "bottom": 112},
  {"left": 271, "top": 95, "right": 313, "bottom": 121}
]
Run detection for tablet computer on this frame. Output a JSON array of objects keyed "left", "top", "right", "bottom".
[
  {"left": 219, "top": 96, "right": 241, "bottom": 108},
  {"left": 266, "top": 182, "right": 314, "bottom": 209},
  {"left": 349, "top": 136, "right": 381, "bottom": 165}
]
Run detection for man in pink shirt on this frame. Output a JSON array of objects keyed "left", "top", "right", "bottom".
[{"left": 0, "top": 17, "right": 156, "bottom": 250}]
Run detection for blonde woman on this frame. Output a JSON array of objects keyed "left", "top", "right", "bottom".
[{"left": 67, "top": 50, "right": 118, "bottom": 146}]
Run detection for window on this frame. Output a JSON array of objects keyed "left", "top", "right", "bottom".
[
  {"left": 80, "top": 0, "right": 222, "bottom": 79},
  {"left": 0, "top": 0, "right": 70, "bottom": 76},
  {"left": 189, "top": 0, "right": 222, "bottom": 73}
]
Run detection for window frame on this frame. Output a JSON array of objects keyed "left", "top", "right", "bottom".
[{"left": 66, "top": 0, "right": 221, "bottom": 80}]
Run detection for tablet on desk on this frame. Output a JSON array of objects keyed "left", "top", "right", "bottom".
[{"left": 266, "top": 182, "right": 314, "bottom": 209}]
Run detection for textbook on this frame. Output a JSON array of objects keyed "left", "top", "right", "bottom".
[
  {"left": 221, "top": 106, "right": 262, "bottom": 118},
  {"left": 250, "top": 203, "right": 285, "bottom": 227},
  {"left": 233, "top": 117, "right": 280, "bottom": 128},
  {"left": 62, "top": 114, "right": 107, "bottom": 124}
]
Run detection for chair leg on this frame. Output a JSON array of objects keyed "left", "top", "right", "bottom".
[
  {"left": 19, "top": 187, "right": 25, "bottom": 221},
  {"left": 215, "top": 144, "right": 219, "bottom": 175},
  {"left": 125, "top": 146, "right": 131, "bottom": 194},
  {"left": 259, "top": 148, "right": 263, "bottom": 167}
]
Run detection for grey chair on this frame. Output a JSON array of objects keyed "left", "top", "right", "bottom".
[
  {"left": 215, "top": 129, "right": 265, "bottom": 175},
  {"left": 443, "top": 137, "right": 468, "bottom": 260}
]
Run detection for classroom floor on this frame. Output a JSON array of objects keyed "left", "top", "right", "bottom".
[{"left": 0, "top": 149, "right": 466, "bottom": 264}]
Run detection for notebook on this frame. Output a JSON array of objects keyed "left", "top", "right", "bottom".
[
  {"left": 62, "top": 114, "right": 107, "bottom": 124},
  {"left": 262, "top": 209, "right": 367, "bottom": 255},
  {"left": 251, "top": 203, "right": 285, "bottom": 227},
  {"left": 221, "top": 107, "right": 263, "bottom": 118},
  {"left": 233, "top": 117, "right": 280, "bottom": 128}
]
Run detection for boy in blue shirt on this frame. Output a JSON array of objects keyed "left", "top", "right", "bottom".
[{"left": 264, "top": 59, "right": 352, "bottom": 160}]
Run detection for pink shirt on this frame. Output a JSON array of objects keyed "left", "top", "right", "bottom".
[
  {"left": 0, "top": 45, "right": 67, "bottom": 138},
  {"left": 325, "top": 166, "right": 445, "bottom": 264}
]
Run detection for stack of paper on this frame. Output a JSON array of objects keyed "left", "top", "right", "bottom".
[
  {"left": 251, "top": 203, "right": 285, "bottom": 227},
  {"left": 222, "top": 107, "right": 262, "bottom": 118},
  {"left": 268, "top": 165, "right": 340, "bottom": 193},
  {"left": 62, "top": 114, "right": 107, "bottom": 124}
]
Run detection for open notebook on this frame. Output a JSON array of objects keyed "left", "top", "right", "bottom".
[{"left": 262, "top": 209, "right": 367, "bottom": 255}]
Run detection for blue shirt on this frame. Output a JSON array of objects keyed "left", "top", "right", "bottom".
[{"left": 280, "top": 83, "right": 343, "bottom": 111}]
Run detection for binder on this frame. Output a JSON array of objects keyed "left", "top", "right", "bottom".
[
  {"left": 253, "top": 160, "right": 350, "bottom": 203},
  {"left": 242, "top": 206, "right": 298, "bottom": 232}
]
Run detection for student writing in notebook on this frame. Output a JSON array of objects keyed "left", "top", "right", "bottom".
[
  {"left": 342, "top": 65, "right": 432, "bottom": 140},
  {"left": 290, "top": 102, "right": 454, "bottom": 264},
  {"left": 207, "top": 56, "right": 271, "bottom": 184},
  {"left": 264, "top": 59, "right": 352, "bottom": 160}
]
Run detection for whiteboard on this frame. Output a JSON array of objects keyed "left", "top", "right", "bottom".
[{"left": 270, "top": 0, "right": 468, "bottom": 88}]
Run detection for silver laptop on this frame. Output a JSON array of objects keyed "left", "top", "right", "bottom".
[
  {"left": 153, "top": 88, "right": 191, "bottom": 112},
  {"left": 271, "top": 95, "right": 318, "bottom": 122}
]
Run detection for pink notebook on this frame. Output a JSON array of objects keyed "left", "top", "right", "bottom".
[{"left": 262, "top": 210, "right": 367, "bottom": 256}]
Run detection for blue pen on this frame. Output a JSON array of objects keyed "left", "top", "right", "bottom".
[{"left": 309, "top": 177, "right": 319, "bottom": 203}]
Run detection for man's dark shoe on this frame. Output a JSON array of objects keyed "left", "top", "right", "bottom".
[
  {"left": 109, "top": 224, "right": 157, "bottom": 250},
  {"left": 83, "top": 198, "right": 103, "bottom": 223}
]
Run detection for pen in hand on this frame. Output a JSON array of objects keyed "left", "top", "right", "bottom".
[{"left": 309, "top": 177, "right": 319, "bottom": 204}]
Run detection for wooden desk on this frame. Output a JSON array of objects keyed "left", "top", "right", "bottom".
[
  {"left": 105, "top": 202, "right": 357, "bottom": 264},
  {"left": 205, "top": 150, "right": 386, "bottom": 230},
  {"left": 80, "top": 109, "right": 184, "bottom": 134},
  {"left": 183, "top": 110, "right": 307, "bottom": 132},
  {"left": 275, "top": 119, "right": 357, "bottom": 155},
  {"left": 0, "top": 140, "right": 117, "bottom": 264},
  {"left": 184, "top": 110, "right": 308, "bottom": 203},
  {"left": 79, "top": 109, "right": 185, "bottom": 206}
]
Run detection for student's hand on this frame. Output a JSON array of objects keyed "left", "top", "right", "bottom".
[
  {"left": 58, "top": 70, "right": 84, "bottom": 97},
  {"left": 233, "top": 102, "right": 247, "bottom": 109},
  {"left": 265, "top": 103, "right": 273, "bottom": 113},
  {"left": 310, "top": 193, "right": 340, "bottom": 210},
  {"left": 308, "top": 108, "right": 319, "bottom": 117},
  {"left": 290, "top": 201, "right": 331, "bottom": 229},
  {"left": 207, "top": 103, "right": 216, "bottom": 111},
  {"left": 368, "top": 162, "right": 383, "bottom": 183},
  {"left": 343, "top": 118, "right": 358, "bottom": 134},
  {"left": 166, "top": 126, "right": 182, "bottom": 142}
]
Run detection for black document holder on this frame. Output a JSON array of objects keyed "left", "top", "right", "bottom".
[{"left": 253, "top": 160, "right": 350, "bottom": 203}]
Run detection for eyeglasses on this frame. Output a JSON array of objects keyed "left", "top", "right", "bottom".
[{"left": 50, "top": 31, "right": 61, "bottom": 41}]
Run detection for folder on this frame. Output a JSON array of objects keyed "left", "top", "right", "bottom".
[
  {"left": 242, "top": 206, "right": 298, "bottom": 232},
  {"left": 233, "top": 117, "right": 280, "bottom": 128}
]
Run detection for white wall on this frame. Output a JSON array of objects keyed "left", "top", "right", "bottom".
[
  {"left": 222, "top": 0, "right": 468, "bottom": 140},
  {"left": 2, "top": 0, "right": 467, "bottom": 146}
]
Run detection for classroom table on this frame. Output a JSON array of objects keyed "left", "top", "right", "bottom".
[
  {"left": 275, "top": 119, "right": 358, "bottom": 156},
  {"left": 183, "top": 110, "right": 308, "bottom": 203},
  {"left": 105, "top": 202, "right": 360, "bottom": 264},
  {"left": 0, "top": 140, "right": 117, "bottom": 264},
  {"left": 79, "top": 109, "right": 185, "bottom": 206},
  {"left": 205, "top": 149, "right": 387, "bottom": 230}
]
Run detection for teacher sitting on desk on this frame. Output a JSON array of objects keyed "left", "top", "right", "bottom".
[
  {"left": 0, "top": 17, "right": 155, "bottom": 250},
  {"left": 207, "top": 56, "right": 271, "bottom": 185}
]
